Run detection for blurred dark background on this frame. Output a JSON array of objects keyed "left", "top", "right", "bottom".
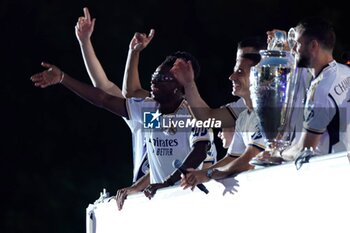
[{"left": 1, "top": 0, "right": 349, "bottom": 232}]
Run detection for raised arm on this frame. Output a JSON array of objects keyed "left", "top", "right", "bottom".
[
  {"left": 122, "top": 29, "right": 155, "bottom": 98},
  {"left": 171, "top": 59, "right": 236, "bottom": 127},
  {"left": 30, "top": 62, "right": 128, "bottom": 118},
  {"left": 75, "top": 7, "right": 123, "bottom": 97}
]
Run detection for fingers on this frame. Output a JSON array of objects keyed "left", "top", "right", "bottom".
[
  {"left": 217, "top": 131, "right": 223, "bottom": 138},
  {"left": 187, "top": 60, "right": 193, "bottom": 72},
  {"left": 30, "top": 73, "right": 42, "bottom": 85},
  {"left": 78, "top": 16, "right": 85, "bottom": 24},
  {"left": 148, "top": 29, "right": 155, "bottom": 39},
  {"left": 77, "top": 8, "right": 93, "bottom": 30},
  {"left": 266, "top": 30, "right": 275, "bottom": 36},
  {"left": 30, "top": 73, "right": 49, "bottom": 88},
  {"left": 134, "top": 32, "right": 146, "bottom": 41},
  {"left": 180, "top": 172, "right": 198, "bottom": 191},
  {"left": 171, "top": 59, "right": 193, "bottom": 78},
  {"left": 180, "top": 177, "right": 196, "bottom": 190},
  {"left": 84, "top": 7, "right": 90, "bottom": 21},
  {"left": 31, "top": 62, "right": 61, "bottom": 88},
  {"left": 91, "top": 18, "right": 96, "bottom": 29},
  {"left": 116, "top": 189, "right": 128, "bottom": 211},
  {"left": 186, "top": 175, "right": 197, "bottom": 187},
  {"left": 174, "top": 58, "right": 193, "bottom": 69},
  {"left": 134, "top": 29, "right": 155, "bottom": 42},
  {"left": 30, "top": 73, "right": 41, "bottom": 81},
  {"left": 180, "top": 174, "right": 189, "bottom": 188},
  {"left": 41, "top": 62, "right": 52, "bottom": 69},
  {"left": 180, "top": 180, "right": 192, "bottom": 190},
  {"left": 143, "top": 186, "right": 155, "bottom": 199}
]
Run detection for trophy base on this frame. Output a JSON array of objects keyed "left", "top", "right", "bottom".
[
  {"left": 250, "top": 156, "right": 285, "bottom": 166},
  {"left": 250, "top": 150, "right": 285, "bottom": 166}
]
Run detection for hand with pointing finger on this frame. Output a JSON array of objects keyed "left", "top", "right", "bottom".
[
  {"left": 129, "top": 29, "right": 155, "bottom": 52},
  {"left": 75, "top": 7, "right": 96, "bottom": 45}
]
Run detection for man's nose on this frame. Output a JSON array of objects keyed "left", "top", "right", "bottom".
[{"left": 229, "top": 73, "right": 236, "bottom": 81}]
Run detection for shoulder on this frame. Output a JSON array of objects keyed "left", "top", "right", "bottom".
[
  {"left": 127, "top": 97, "right": 156, "bottom": 106},
  {"left": 235, "top": 109, "right": 249, "bottom": 126},
  {"left": 312, "top": 61, "right": 349, "bottom": 100},
  {"left": 225, "top": 98, "right": 245, "bottom": 114}
]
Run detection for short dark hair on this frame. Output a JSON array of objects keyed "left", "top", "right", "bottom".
[
  {"left": 296, "top": 17, "right": 336, "bottom": 51},
  {"left": 241, "top": 53, "right": 261, "bottom": 66},
  {"left": 237, "top": 36, "right": 267, "bottom": 52},
  {"left": 161, "top": 51, "right": 200, "bottom": 79}
]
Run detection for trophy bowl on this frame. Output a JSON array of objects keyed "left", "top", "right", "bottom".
[{"left": 250, "top": 50, "right": 298, "bottom": 166}]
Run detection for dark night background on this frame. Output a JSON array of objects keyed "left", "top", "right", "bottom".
[{"left": 1, "top": 0, "right": 349, "bottom": 232}]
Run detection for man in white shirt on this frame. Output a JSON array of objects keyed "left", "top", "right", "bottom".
[
  {"left": 282, "top": 17, "right": 350, "bottom": 158},
  {"left": 31, "top": 51, "right": 216, "bottom": 210},
  {"left": 172, "top": 53, "right": 266, "bottom": 188}
]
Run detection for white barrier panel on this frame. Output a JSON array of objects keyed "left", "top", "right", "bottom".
[{"left": 87, "top": 152, "right": 350, "bottom": 233}]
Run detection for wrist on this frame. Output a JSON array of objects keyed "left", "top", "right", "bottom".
[
  {"left": 79, "top": 38, "right": 91, "bottom": 47},
  {"left": 129, "top": 48, "right": 140, "bottom": 55},
  {"left": 206, "top": 168, "right": 216, "bottom": 180},
  {"left": 184, "top": 80, "right": 196, "bottom": 90},
  {"left": 130, "top": 184, "right": 142, "bottom": 193},
  {"left": 163, "top": 176, "right": 175, "bottom": 187}
]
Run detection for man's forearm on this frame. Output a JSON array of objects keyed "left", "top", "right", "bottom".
[
  {"left": 60, "top": 73, "right": 127, "bottom": 117},
  {"left": 184, "top": 82, "right": 211, "bottom": 120},
  {"left": 80, "top": 40, "right": 105, "bottom": 84},
  {"left": 122, "top": 50, "right": 149, "bottom": 98},
  {"left": 184, "top": 82, "right": 235, "bottom": 127},
  {"left": 132, "top": 172, "right": 150, "bottom": 191}
]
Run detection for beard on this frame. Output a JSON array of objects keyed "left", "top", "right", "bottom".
[{"left": 296, "top": 53, "right": 311, "bottom": 68}]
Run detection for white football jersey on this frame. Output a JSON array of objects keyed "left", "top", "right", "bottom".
[
  {"left": 303, "top": 61, "right": 350, "bottom": 153},
  {"left": 224, "top": 98, "right": 246, "bottom": 121},
  {"left": 227, "top": 109, "right": 266, "bottom": 156},
  {"left": 123, "top": 117, "right": 149, "bottom": 182},
  {"left": 126, "top": 98, "right": 217, "bottom": 184}
]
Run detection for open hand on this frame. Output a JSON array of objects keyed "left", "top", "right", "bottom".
[{"left": 30, "top": 62, "right": 63, "bottom": 88}]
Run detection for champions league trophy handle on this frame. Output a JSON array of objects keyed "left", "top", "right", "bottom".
[
  {"left": 250, "top": 31, "right": 298, "bottom": 166},
  {"left": 268, "top": 31, "right": 287, "bottom": 51}
]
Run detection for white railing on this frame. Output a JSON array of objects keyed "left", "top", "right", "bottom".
[{"left": 87, "top": 151, "right": 350, "bottom": 233}]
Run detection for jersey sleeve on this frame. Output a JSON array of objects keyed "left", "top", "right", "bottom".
[
  {"left": 227, "top": 129, "right": 246, "bottom": 156},
  {"left": 224, "top": 98, "right": 245, "bottom": 120},
  {"left": 203, "top": 139, "right": 217, "bottom": 164},
  {"left": 247, "top": 122, "right": 266, "bottom": 151},
  {"left": 189, "top": 127, "right": 212, "bottom": 147},
  {"left": 303, "top": 91, "right": 336, "bottom": 134},
  {"left": 125, "top": 97, "right": 146, "bottom": 125}
]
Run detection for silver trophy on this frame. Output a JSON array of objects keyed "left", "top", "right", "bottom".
[{"left": 250, "top": 32, "right": 299, "bottom": 165}]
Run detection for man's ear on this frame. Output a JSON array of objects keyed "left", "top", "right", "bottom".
[{"left": 310, "top": 39, "right": 319, "bottom": 50}]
